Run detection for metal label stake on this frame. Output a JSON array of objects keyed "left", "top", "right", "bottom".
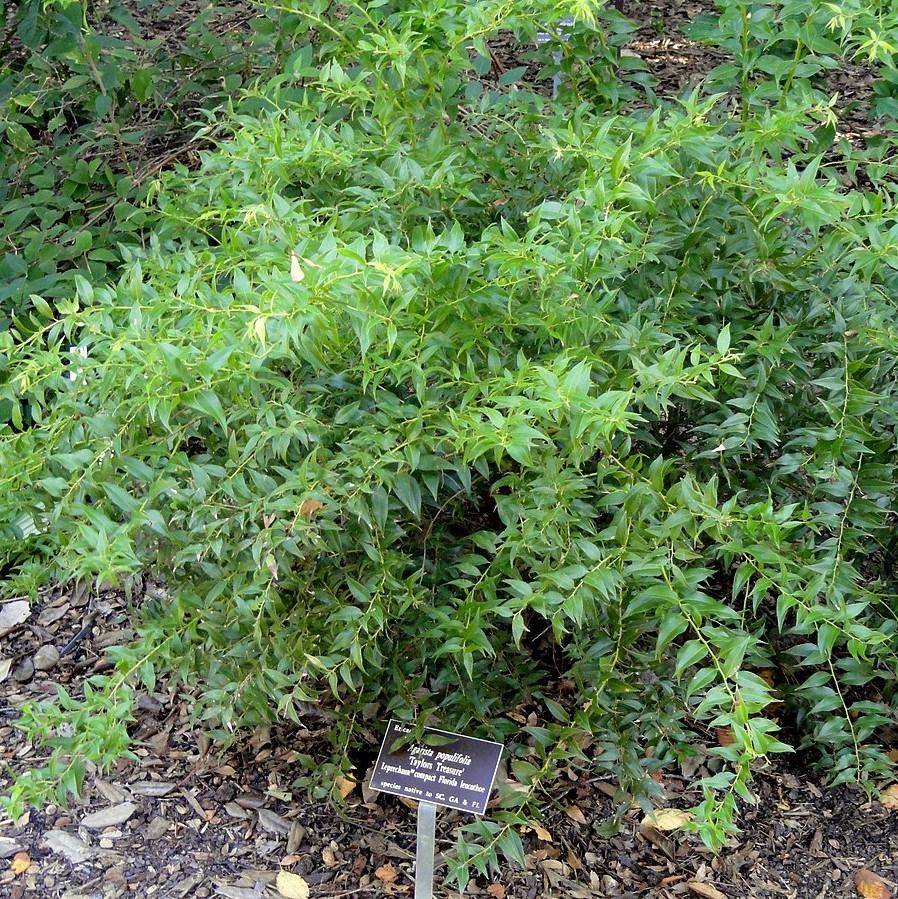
[
  {"left": 536, "top": 16, "right": 575, "bottom": 98},
  {"left": 368, "top": 721, "right": 505, "bottom": 898},
  {"left": 415, "top": 801, "right": 437, "bottom": 899}
]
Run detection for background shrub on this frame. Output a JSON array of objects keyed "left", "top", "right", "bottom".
[
  {"left": 0, "top": 0, "right": 291, "bottom": 327},
  {"left": 3, "top": 0, "right": 898, "bottom": 876}
]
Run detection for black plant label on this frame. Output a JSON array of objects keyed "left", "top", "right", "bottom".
[{"left": 368, "top": 720, "right": 504, "bottom": 815}]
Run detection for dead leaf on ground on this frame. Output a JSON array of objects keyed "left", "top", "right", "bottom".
[
  {"left": 565, "top": 804, "right": 587, "bottom": 825},
  {"left": 258, "top": 808, "right": 291, "bottom": 835},
  {"left": 639, "top": 823, "right": 675, "bottom": 858},
  {"left": 523, "top": 821, "right": 553, "bottom": 842},
  {"left": 286, "top": 821, "right": 306, "bottom": 855},
  {"left": 218, "top": 885, "right": 268, "bottom": 899},
  {"left": 878, "top": 784, "right": 898, "bottom": 810},
  {"left": 715, "top": 727, "right": 734, "bottom": 747},
  {"left": 688, "top": 881, "right": 728, "bottom": 899},
  {"left": 43, "top": 830, "right": 93, "bottom": 864},
  {"left": 375, "top": 863, "right": 399, "bottom": 883},
  {"left": 642, "top": 808, "right": 694, "bottom": 832},
  {"left": 10, "top": 852, "right": 30, "bottom": 876},
  {"left": 0, "top": 657, "right": 11, "bottom": 683},
  {"left": 855, "top": 868, "right": 893, "bottom": 899},
  {"left": 81, "top": 802, "right": 137, "bottom": 829},
  {"left": 335, "top": 774, "right": 357, "bottom": 799},
  {"left": 486, "top": 885, "right": 506, "bottom": 898},
  {"left": 361, "top": 766, "right": 379, "bottom": 804},
  {"left": 131, "top": 780, "right": 176, "bottom": 797},
  {"left": 276, "top": 870, "right": 310, "bottom": 899}
]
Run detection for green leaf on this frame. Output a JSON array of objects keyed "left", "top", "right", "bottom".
[
  {"left": 716, "top": 325, "right": 731, "bottom": 355},
  {"left": 189, "top": 390, "right": 228, "bottom": 432},
  {"left": 497, "top": 829, "right": 526, "bottom": 868},
  {"left": 393, "top": 474, "right": 421, "bottom": 517}
]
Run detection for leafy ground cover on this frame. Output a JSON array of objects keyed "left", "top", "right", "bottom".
[{"left": 3, "top": 0, "right": 898, "bottom": 891}]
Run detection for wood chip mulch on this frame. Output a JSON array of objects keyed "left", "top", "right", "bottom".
[{"left": 2, "top": 583, "right": 898, "bottom": 899}]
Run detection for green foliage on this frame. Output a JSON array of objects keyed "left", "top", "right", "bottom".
[
  {"left": 4, "top": 0, "right": 898, "bottom": 881},
  {"left": 0, "top": 0, "right": 290, "bottom": 326}
]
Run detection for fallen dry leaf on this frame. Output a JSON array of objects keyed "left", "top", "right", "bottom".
[
  {"left": 289, "top": 253, "right": 305, "bottom": 283},
  {"left": 565, "top": 804, "right": 587, "bottom": 825},
  {"left": 688, "top": 881, "right": 728, "bottom": 899},
  {"left": 715, "top": 727, "right": 735, "bottom": 747},
  {"left": 525, "top": 821, "right": 553, "bottom": 842},
  {"left": 276, "top": 871, "right": 310, "bottom": 899},
  {"left": 43, "top": 830, "right": 93, "bottom": 864},
  {"left": 299, "top": 499, "right": 325, "bottom": 518},
  {"left": 0, "top": 657, "right": 11, "bottom": 683},
  {"left": 486, "top": 885, "right": 506, "bottom": 898},
  {"left": 361, "top": 766, "right": 379, "bottom": 804},
  {"left": 10, "top": 852, "right": 30, "bottom": 876},
  {"left": 878, "top": 784, "right": 898, "bottom": 810},
  {"left": 638, "top": 823, "right": 675, "bottom": 858},
  {"left": 375, "top": 864, "right": 399, "bottom": 884},
  {"left": 335, "top": 774, "right": 357, "bottom": 799},
  {"left": 855, "top": 869, "right": 892, "bottom": 899},
  {"left": 642, "top": 808, "right": 694, "bottom": 832},
  {"left": 258, "top": 808, "right": 291, "bottom": 835}
]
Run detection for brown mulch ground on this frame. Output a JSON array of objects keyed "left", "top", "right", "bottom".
[{"left": 2, "top": 585, "right": 898, "bottom": 899}]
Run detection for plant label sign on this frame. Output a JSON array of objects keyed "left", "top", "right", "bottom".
[{"left": 369, "top": 720, "right": 503, "bottom": 815}]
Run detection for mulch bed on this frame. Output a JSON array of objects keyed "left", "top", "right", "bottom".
[{"left": 2, "top": 585, "right": 898, "bottom": 899}]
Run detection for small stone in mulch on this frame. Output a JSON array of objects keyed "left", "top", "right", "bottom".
[
  {"left": 146, "top": 816, "right": 170, "bottom": 840},
  {"left": 0, "top": 837, "right": 25, "bottom": 859},
  {"left": 43, "top": 830, "right": 95, "bottom": 864},
  {"left": 33, "top": 644, "right": 60, "bottom": 671},
  {"left": 12, "top": 657, "right": 34, "bottom": 683},
  {"left": 81, "top": 802, "right": 138, "bottom": 829}
]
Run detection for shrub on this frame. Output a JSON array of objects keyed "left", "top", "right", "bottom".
[
  {"left": 0, "top": 0, "right": 287, "bottom": 327},
  {"left": 4, "top": 0, "right": 898, "bottom": 877}
]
